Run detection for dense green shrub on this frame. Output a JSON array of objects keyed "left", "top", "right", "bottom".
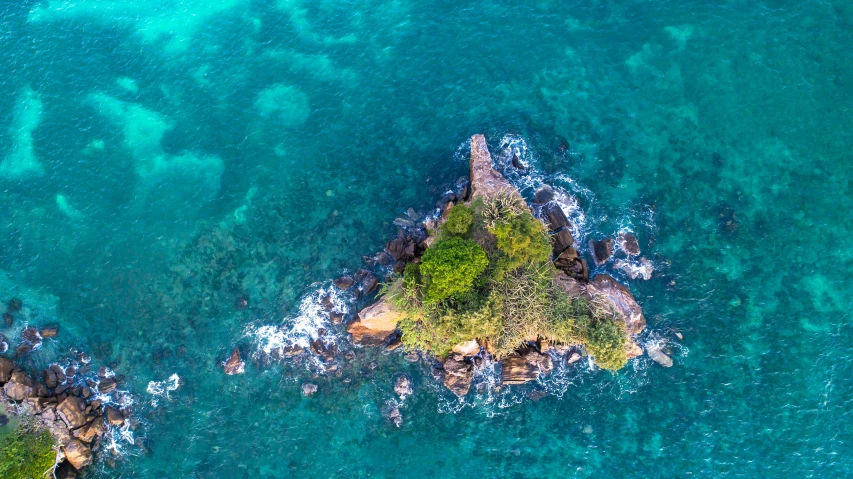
[
  {"left": 442, "top": 204, "right": 474, "bottom": 236},
  {"left": 583, "top": 318, "right": 629, "bottom": 371},
  {"left": 0, "top": 427, "right": 57, "bottom": 479},
  {"left": 489, "top": 212, "right": 552, "bottom": 276},
  {"left": 419, "top": 237, "right": 488, "bottom": 302}
]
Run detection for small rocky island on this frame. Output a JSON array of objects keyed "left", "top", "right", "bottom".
[{"left": 340, "top": 135, "right": 668, "bottom": 397}]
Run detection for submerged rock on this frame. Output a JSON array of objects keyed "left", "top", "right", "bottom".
[
  {"left": 615, "top": 257, "right": 654, "bottom": 280},
  {"left": 647, "top": 343, "right": 673, "bottom": 367},
  {"left": 333, "top": 276, "right": 355, "bottom": 291},
  {"left": 40, "top": 325, "right": 59, "bottom": 338},
  {"left": 500, "top": 350, "right": 553, "bottom": 385},
  {"left": 347, "top": 300, "right": 401, "bottom": 346},
  {"left": 617, "top": 232, "right": 641, "bottom": 256},
  {"left": 442, "top": 355, "right": 473, "bottom": 397},
  {"left": 223, "top": 347, "right": 245, "bottom": 375},
  {"left": 301, "top": 383, "right": 318, "bottom": 397},
  {"left": 394, "top": 374, "right": 413, "bottom": 398}
]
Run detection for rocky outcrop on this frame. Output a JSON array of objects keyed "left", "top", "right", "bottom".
[
  {"left": 554, "top": 273, "right": 646, "bottom": 336},
  {"left": 587, "top": 274, "right": 646, "bottom": 335},
  {"left": 347, "top": 299, "right": 401, "bottom": 346},
  {"left": 589, "top": 237, "right": 614, "bottom": 265},
  {"left": 442, "top": 355, "right": 473, "bottom": 397},
  {"left": 469, "top": 134, "right": 519, "bottom": 200},
  {"left": 222, "top": 347, "right": 245, "bottom": 375},
  {"left": 500, "top": 350, "right": 553, "bottom": 385}
]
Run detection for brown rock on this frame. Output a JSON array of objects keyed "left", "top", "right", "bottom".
[
  {"left": 361, "top": 273, "right": 379, "bottom": 294},
  {"left": 627, "top": 341, "right": 644, "bottom": 359},
  {"left": 44, "top": 368, "right": 58, "bottom": 388},
  {"left": 534, "top": 185, "right": 555, "bottom": 204},
  {"left": 617, "top": 232, "right": 641, "bottom": 256},
  {"left": 98, "top": 377, "right": 117, "bottom": 393},
  {"left": 4, "top": 381, "right": 34, "bottom": 401},
  {"left": 223, "top": 347, "right": 245, "bottom": 375},
  {"left": 442, "top": 355, "right": 473, "bottom": 397},
  {"left": 39, "top": 326, "right": 59, "bottom": 338},
  {"left": 347, "top": 300, "right": 401, "bottom": 346},
  {"left": 50, "top": 364, "right": 67, "bottom": 383},
  {"left": 55, "top": 462, "right": 78, "bottom": 479},
  {"left": 589, "top": 237, "right": 614, "bottom": 265},
  {"left": 543, "top": 202, "right": 571, "bottom": 232},
  {"left": 74, "top": 416, "right": 106, "bottom": 443},
  {"left": 333, "top": 276, "right": 355, "bottom": 290},
  {"left": 15, "top": 343, "right": 33, "bottom": 357},
  {"left": 0, "top": 356, "right": 14, "bottom": 382},
  {"left": 57, "top": 396, "right": 87, "bottom": 429},
  {"left": 500, "top": 351, "right": 553, "bottom": 385},
  {"left": 587, "top": 274, "right": 646, "bottom": 335},
  {"left": 21, "top": 326, "right": 42, "bottom": 344},
  {"left": 468, "top": 134, "right": 520, "bottom": 201},
  {"left": 64, "top": 439, "right": 92, "bottom": 470},
  {"left": 105, "top": 406, "right": 125, "bottom": 426},
  {"left": 551, "top": 228, "right": 574, "bottom": 256}
]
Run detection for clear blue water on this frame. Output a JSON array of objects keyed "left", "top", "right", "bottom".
[{"left": 1, "top": 0, "right": 852, "bottom": 477}]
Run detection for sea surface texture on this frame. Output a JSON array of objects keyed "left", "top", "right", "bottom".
[{"left": 1, "top": 0, "right": 851, "bottom": 477}]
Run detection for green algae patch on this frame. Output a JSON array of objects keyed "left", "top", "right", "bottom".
[{"left": 0, "top": 427, "right": 57, "bottom": 479}]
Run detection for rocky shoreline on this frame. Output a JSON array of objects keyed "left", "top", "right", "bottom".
[{"left": 1, "top": 327, "right": 133, "bottom": 478}]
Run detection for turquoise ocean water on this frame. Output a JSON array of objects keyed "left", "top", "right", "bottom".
[{"left": 1, "top": 0, "right": 852, "bottom": 477}]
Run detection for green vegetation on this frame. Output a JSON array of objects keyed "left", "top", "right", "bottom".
[
  {"left": 387, "top": 193, "right": 631, "bottom": 370},
  {"left": 419, "top": 237, "right": 488, "bottom": 303},
  {"left": 0, "top": 425, "right": 57, "bottom": 479},
  {"left": 442, "top": 204, "right": 474, "bottom": 236}
]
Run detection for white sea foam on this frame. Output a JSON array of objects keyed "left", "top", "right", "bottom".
[
  {"left": 246, "top": 284, "right": 349, "bottom": 363},
  {"left": 146, "top": 373, "right": 181, "bottom": 407}
]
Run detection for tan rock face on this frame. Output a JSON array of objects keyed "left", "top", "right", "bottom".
[
  {"left": 500, "top": 351, "right": 553, "bottom": 385},
  {"left": 468, "top": 134, "right": 518, "bottom": 200},
  {"left": 64, "top": 439, "right": 92, "bottom": 470},
  {"left": 451, "top": 339, "right": 480, "bottom": 356},
  {"left": 347, "top": 300, "right": 401, "bottom": 346},
  {"left": 57, "top": 396, "right": 87, "bottom": 430},
  {"left": 73, "top": 416, "right": 106, "bottom": 443},
  {"left": 587, "top": 274, "right": 647, "bottom": 335},
  {"left": 442, "top": 355, "right": 473, "bottom": 397},
  {"left": 223, "top": 347, "right": 245, "bottom": 375}
]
